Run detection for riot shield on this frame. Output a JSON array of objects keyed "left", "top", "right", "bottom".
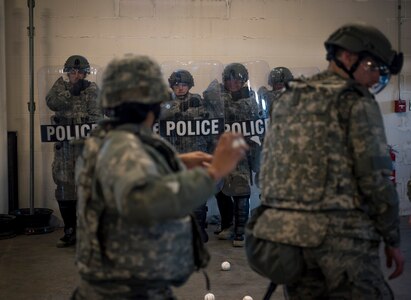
[
  {"left": 38, "top": 58, "right": 102, "bottom": 226},
  {"left": 158, "top": 61, "right": 225, "bottom": 155},
  {"left": 290, "top": 66, "right": 320, "bottom": 79},
  {"left": 256, "top": 65, "right": 296, "bottom": 119},
  {"left": 218, "top": 61, "right": 269, "bottom": 196},
  {"left": 159, "top": 61, "right": 225, "bottom": 242}
]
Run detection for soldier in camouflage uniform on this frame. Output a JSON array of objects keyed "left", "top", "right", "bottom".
[
  {"left": 160, "top": 70, "right": 212, "bottom": 243},
  {"left": 72, "top": 55, "right": 248, "bottom": 300},
  {"left": 46, "top": 55, "right": 101, "bottom": 247},
  {"left": 257, "top": 23, "right": 404, "bottom": 298},
  {"left": 210, "top": 63, "right": 262, "bottom": 247},
  {"left": 257, "top": 67, "right": 293, "bottom": 118}
]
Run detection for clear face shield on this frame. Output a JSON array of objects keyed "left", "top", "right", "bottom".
[{"left": 363, "top": 59, "right": 391, "bottom": 95}]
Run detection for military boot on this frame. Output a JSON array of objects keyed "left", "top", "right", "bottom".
[
  {"left": 214, "top": 191, "right": 234, "bottom": 237},
  {"left": 56, "top": 200, "right": 77, "bottom": 248},
  {"left": 232, "top": 196, "right": 249, "bottom": 247},
  {"left": 56, "top": 227, "right": 76, "bottom": 248},
  {"left": 194, "top": 203, "right": 208, "bottom": 243}
]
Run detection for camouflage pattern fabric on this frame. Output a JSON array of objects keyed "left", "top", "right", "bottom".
[
  {"left": 257, "top": 86, "right": 283, "bottom": 118},
  {"left": 46, "top": 77, "right": 101, "bottom": 124},
  {"left": 75, "top": 122, "right": 215, "bottom": 296},
  {"left": 99, "top": 55, "right": 169, "bottom": 108},
  {"left": 286, "top": 236, "right": 394, "bottom": 299},
  {"left": 219, "top": 84, "right": 262, "bottom": 196},
  {"left": 260, "top": 70, "right": 399, "bottom": 247},
  {"left": 257, "top": 70, "right": 400, "bottom": 298},
  {"left": 46, "top": 76, "right": 101, "bottom": 201}
]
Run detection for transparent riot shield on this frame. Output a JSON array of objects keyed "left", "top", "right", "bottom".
[
  {"left": 158, "top": 60, "right": 225, "bottom": 155},
  {"left": 38, "top": 58, "right": 102, "bottom": 227},
  {"left": 159, "top": 61, "right": 225, "bottom": 242},
  {"left": 217, "top": 61, "right": 269, "bottom": 197},
  {"left": 256, "top": 65, "right": 295, "bottom": 120},
  {"left": 290, "top": 66, "right": 320, "bottom": 79}
]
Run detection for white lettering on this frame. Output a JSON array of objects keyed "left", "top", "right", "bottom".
[
  {"left": 211, "top": 119, "right": 219, "bottom": 134},
  {"left": 160, "top": 119, "right": 223, "bottom": 137},
  {"left": 66, "top": 125, "right": 74, "bottom": 140},
  {"left": 152, "top": 122, "right": 159, "bottom": 134},
  {"left": 166, "top": 121, "right": 176, "bottom": 136},
  {"left": 187, "top": 121, "right": 195, "bottom": 136},
  {"left": 80, "top": 124, "right": 91, "bottom": 138},
  {"left": 56, "top": 126, "right": 65, "bottom": 141},
  {"left": 241, "top": 122, "right": 251, "bottom": 136},
  {"left": 47, "top": 126, "right": 55, "bottom": 141},
  {"left": 201, "top": 120, "right": 210, "bottom": 135},
  {"left": 231, "top": 122, "right": 241, "bottom": 133},
  {"left": 176, "top": 121, "right": 187, "bottom": 136},
  {"left": 255, "top": 119, "right": 264, "bottom": 135}
]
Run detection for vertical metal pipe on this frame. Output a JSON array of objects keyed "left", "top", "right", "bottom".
[
  {"left": 397, "top": 0, "right": 402, "bottom": 98},
  {"left": 27, "top": 0, "right": 35, "bottom": 214}
]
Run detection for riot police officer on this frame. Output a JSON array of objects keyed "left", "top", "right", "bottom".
[
  {"left": 258, "top": 66, "right": 293, "bottom": 117},
  {"left": 46, "top": 55, "right": 101, "bottom": 247},
  {"left": 213, "top": 63, "right": 262, "bottom": 247},
  {"left": 160, "top": 69, "right": 211, "bottom": 242}
]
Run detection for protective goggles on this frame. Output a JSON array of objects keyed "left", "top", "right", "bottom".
[{"left": 363, "top": 58, "right": 391, "bottom": 94}]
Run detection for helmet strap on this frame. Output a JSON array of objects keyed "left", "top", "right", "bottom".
[{"left": 333, "top": 55, "right": 361, "bottom": 80}]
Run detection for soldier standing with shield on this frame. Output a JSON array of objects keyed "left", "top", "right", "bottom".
[
  {"left": 46, "top": 55, "right": 102, "bottom": 247},
  {"left": 211, "top": 63, "right": 262, "bottom": 247},
  {"left": 258, "top": 67, "right": 293, "bottom": 117},
  {"left": 159, "top": 69, "right": 215, "bottom": 242}
]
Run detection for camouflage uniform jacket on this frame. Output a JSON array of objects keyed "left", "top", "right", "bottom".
[
  {"left": 259, "top": 71, "right": 400, "bottom": 248},
  {"left": 160, "top": 92, "right": 211, "bottom": 153},
  {"left": 75, "top": 122, "right": 215, "bottom": 285},
  {"left": 221, "top": 84, "right": 262, "bottom": 196},
  {"left": 257, "top": 86, "right": 283, "bottom": 118},
  {"left": 46, "top": 76, "right": 101, "bottom": 125}
]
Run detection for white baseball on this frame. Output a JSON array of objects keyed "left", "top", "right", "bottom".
[
  {"left": 204, "top": 292, "right": 215, "bottom": 300},
  {"left": 232, "top": 137, "right": 246, "bottom": 149},
  {"left": 232, "top": 139, "right": 241, "bottom": 148},
  {"left": 243, "top": 296, "right": 253, "bottom": 300},
  {"left": 221, "top": 261, "right": 231, "bottom": 271}
]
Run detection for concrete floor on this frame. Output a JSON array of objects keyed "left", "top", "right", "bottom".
[{"left": 0, "top": 217, "right": 410, "bottom": 300}]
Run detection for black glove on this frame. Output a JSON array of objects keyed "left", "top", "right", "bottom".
[
  {"left": 70, "top": 79, "right": 91, "bottom": 96},
  {"left": 189, "top": 97, "right": 201, "bottom": 108},
  {"left": 181, "top": 100, "right": 189, "bottom": 112},
  {"left": 231, "top": 87, "right": 250, "bottom": 101}
]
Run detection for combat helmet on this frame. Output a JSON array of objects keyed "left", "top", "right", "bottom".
[
  {"left": 324, "top": 23, "right": 403, "bottom": 75},
  {"left": 168, "top": 70, "right": 194, "bottom": 88},
  {"left": 63, "top": 55, "right": 91, "bottom": 74},
  {"left": 268, "top": 67, "right": 293, "bottom": 87},
  {"left": 99, "top": 55, "right": 169, "bottom": 109},
  {"left": 222, "top": 63, "right": 249, "bottom": 82}
]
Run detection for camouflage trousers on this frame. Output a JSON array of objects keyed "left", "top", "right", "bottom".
[
  {"left": 71, "top": 278, "right": 176, "bottom": 300},
  {"left": 286, "top": 236, "right": 393, "bottom": 300}
]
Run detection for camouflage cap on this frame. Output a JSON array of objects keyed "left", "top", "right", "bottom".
[
  {"left": 268, "top": 67, "right": 293, "bottom": 86},
  {"left": 99, "top": 55, "right": 170, "bottom": 108}
]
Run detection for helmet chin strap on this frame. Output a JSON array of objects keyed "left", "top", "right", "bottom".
[
  {"left": 333, "top": 51, "right": 365, "bottom": 80},
  {"left": 333, "top": 56, "right": 361, "bottom": 80}
]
